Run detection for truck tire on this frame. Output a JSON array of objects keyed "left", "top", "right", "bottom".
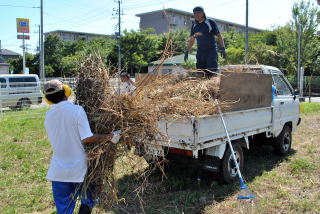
[
  {"left": 274, "top": 126, "right": 292, "bottom": 156},
  {"left": 220, "top": 144, "right": 244, "bottom": 184}
]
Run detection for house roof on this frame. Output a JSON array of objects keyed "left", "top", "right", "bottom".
[
  {"left": 149, "top": 53, "right": 196, "bottom": 66},
  {"left": 0, "top": 49, "right": 20, "bottom": 56},
  {"left": 44, "top": 30, "right": 110, "bottom": 37},
  {"left": 136, "top": 8, "right": 263, "bottom": 32}
]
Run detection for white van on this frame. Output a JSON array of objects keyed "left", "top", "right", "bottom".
[{"left": 0, "top": 74, "right": 42, "bottom": 109}]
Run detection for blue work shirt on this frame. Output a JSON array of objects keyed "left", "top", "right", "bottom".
[{"left": 191, "top": 19, "right": 220, "bottom": 51}]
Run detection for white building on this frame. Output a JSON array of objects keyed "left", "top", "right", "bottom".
[{"left": 44, "top": 30, "right": 110, "bottom": 42}]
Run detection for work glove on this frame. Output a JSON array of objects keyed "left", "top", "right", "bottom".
[
  {"left": 184, "top": 50, "right": 189, "bottom": 62},
  {"left": 220, "top": 47, "right": 227, "bottom": 58},
  {"left": 111, "top": 130, "right": 121, "bottom": 144}
]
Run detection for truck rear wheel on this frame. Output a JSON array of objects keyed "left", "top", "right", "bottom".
[
  {"left": 220, "top": 144, "right": 244, "bottom": 184},
  {"left": 17, "top": 98, "right": 31, "bottom": 109},
  {"left": 274, "top": 126, "right": 292, "bottom": 156}
]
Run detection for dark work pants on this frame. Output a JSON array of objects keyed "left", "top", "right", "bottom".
[
  {"left": 52, "top": 181, "right": 94, "bottom": 214},
  {"left": 196, "top": 49, "right": 218, "bottom": 78}
]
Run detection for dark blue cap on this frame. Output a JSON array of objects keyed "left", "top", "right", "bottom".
[{"left": 193, "top": 6, "right": 204, "bottom": 13}]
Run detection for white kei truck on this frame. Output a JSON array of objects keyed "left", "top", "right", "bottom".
[{"left": 142, "top": 65, "right": 301, "bottom": 183}]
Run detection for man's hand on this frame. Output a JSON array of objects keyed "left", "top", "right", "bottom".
[
  {"left": 82, "top": 134, "right": 113, "bottom": 143},
  {"left": 184, "top": 50, "right": 189, "bottom": 62},
  {"left": 220, "top": 47, "right": 227, "bottom": 58},
  {"left": 111, "top": 130, "right": 121, "bottom": 144},
  {"left": 193, "top": 32, "right": 203, "bottom": 38}
]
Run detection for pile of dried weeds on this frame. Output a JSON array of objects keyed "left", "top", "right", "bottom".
[{"left": 75, "top": 54, "right": 226, "bottom": 211}]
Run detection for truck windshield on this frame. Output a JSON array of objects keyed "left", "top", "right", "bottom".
[{"left": 272, "top": 75, "right": 292, "bottom": 96}]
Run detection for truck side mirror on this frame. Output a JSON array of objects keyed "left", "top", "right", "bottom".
[{"left": 293, "top": 89, "right": 299, "bottom": 100}]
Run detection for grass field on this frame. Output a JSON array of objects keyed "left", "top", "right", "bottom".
[{"left": 0, "top": 103, "right": 319, "bottom": 214}]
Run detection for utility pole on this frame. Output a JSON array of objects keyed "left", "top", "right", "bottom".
[
  {"left": 22, "top": 34, "right": 26, "bottom": 74},
  {"left": 245, "top": 0, "right": 249, "bottom": 64},
  {"left": 40, "top": 0, "right": 45, "bottom": 80},
  {"left": 0, "top": 40, "right": 2, "bottom": 57},
  {"left": 114, "top": 0, "right": 122, "bottom": 74},
  {"left": 297, "top": 23, "right": 301, "bottom": 95},
  {"left": 34, "top": 25, "right": 40, "bottom": 52},
  {"left": 35, "top": 25, "right": 41, "bottom": 75}
]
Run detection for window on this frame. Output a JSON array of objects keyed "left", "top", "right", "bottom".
[
  {"left": 9, "top": 77, "right": 37, "bottom": 88},
  {"left": 272, "top": 75, "right": 292, "bottom": 96},
  {"left": 0, "top": 78, "right": 6, "bottom": 88}
]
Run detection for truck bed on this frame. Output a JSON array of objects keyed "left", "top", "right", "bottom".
[{"left": 155, "top": 106, "right": 273, "bottom": 152}]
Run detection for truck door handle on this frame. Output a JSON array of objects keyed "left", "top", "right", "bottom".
[{"left": 280, "top": 102, "right": 284, "bottom": 105}]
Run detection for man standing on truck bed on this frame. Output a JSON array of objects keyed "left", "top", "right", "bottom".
[{"left": 184, "top": 6, "right": 227, "bottom": 77}]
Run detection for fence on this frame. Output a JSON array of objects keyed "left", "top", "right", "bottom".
[
  {"left": 0, "top": 77, "right": 127, "bottom": 119},
  {"left": 0, "top": 78, "right": 76, "bottom": 119},
  {"left": 304, "top": 76, "right": 320, "bottom": 96}
]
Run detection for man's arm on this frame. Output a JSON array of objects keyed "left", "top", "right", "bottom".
[
  {"left": 82, "top": 134, "right": 113, "bottom": 144},
  {"left": 184, "top": 35, "right": 199, "bottom": 62},
  {"left": 127, "top": 78, "right": 136, "bottom": 86},
  {"left": 186, "top": 36, "right": 196, "bottom": 52},
  {"left": 216, "top": 33, "right": 227, "bottom": 58},
  {"left": 216, "top": 33, "right": 225, "bottom": 49}
]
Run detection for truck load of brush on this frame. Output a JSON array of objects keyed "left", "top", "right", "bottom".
[{"left": 75, "top": 54, "right": 272, "bottom": 210}]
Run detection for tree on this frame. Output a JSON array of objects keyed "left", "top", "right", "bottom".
[
  {"left": 158, "top": 29, "right": 190, "bottom": 56},
  {"left": 119, "top": 29, "right": 160, "bottom": 75},
  {"left": 7, "top": 53, "right": 39, "bottom": 75},
  {"left": 44, "top": 34, "right": 64, "bottom": 77},
  {"left": 61, "top": 37, "right": 116, "bottom": 77},
  {"left": 290, "top": 0, "right": 319, "bottom": 75}
]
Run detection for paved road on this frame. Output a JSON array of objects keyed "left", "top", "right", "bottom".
[{"left": 301, "top": 97, "right": 320, "bottom": 103}]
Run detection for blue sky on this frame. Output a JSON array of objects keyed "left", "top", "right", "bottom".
[{"left": 0, "top": 0, "right": 316, "bottom": 55}]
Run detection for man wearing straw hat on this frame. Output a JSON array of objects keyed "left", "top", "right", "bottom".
[
  {"left": 184, "top": 6, "right": 227, "bottom": 77},
  {"left": 43, "top": 79, "right": 121, "bottom": 214}
]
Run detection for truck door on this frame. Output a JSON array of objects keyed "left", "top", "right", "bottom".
[{"left": 272, "top": 74, "right": 299, "bottom": 133}]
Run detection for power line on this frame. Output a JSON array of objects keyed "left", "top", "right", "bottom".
[
  {"left": 0, "top": 4, "right": 39, "bottom": 8},
  {"left": 48, "top": 0, "right": 107, "bottom": 12},
  {"left": 45, "top": 9, "right": 112, "bottom": 29},
  {"left": 123, "top": 0, "right": 175, "bottom": 9}
]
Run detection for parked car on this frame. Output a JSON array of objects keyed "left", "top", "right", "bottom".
[{"left": 0, "top": 74, "right": 42, "bottom": 109}]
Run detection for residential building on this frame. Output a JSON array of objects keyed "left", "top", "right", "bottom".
[
  {"left": 136, "top": 8, "right": 262, "bottom": 34},
  {"left": 148, "top": 53, "right": 196, "bottom": 74},
  {"left": 44, "top": 30, "right": 110, "bottom": 42},
  {"left": 0, "top": 63, "right": 10, "bottom": 74},
  {"left": 0, "top": 49, "right": 20, "bottom": 61}
]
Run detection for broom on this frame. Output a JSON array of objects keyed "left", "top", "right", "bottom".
[{"left": 215, "top": 99, "right": 256, "bottom": 200}]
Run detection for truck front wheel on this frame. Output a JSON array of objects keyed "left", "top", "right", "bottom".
[
  {"left": 220, "top": 144, "right": 244, "bottom": 184},
  {"left": 274, "top": 126, "right": 292, "bottom": 156}
]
